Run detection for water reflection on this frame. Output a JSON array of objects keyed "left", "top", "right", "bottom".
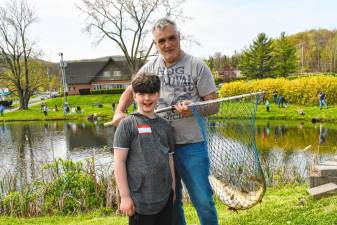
[
  {"left": 0, "top": 120, "right": 336, "bottom": 189},
  {"left": 255, "top": 121, "right": 337, "bottom": 184},
  {"left": 0, "top": 121, "right": 115, "bottom": 191}
]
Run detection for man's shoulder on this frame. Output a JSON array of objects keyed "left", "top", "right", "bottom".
[
  {"left": 183, "top": 52, "right": 206, "bottom": 66},
  {"left": 142, "top": 56, "right": 161, "bottom": 68}
]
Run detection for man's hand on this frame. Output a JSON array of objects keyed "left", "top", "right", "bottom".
[
  {"left": 112, "top": 111, "right": 127, "bottom": 127},
  {"left": 120, "top": 196, "right": 135, "bottom": 216},
  {"left": 174, "top": 100, "right": 193, "bottom": 117}
]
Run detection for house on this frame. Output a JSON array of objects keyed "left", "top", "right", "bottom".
[{"left": 65, "top": 56, "right": 131, "bottom": 95}]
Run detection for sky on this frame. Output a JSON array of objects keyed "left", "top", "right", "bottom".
[{"left": 24, "top": 0, "right": 337, "bottom": 62}]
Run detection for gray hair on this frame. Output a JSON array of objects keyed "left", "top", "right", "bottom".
[{"left": 152, "top": 18, "right": 178, "bottom": 33}]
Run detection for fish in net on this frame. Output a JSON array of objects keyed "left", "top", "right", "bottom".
[{"left": 156, "top": 92, "right": 266, "bottom": 210}]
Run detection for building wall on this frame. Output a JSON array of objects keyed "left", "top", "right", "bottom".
[
  {"left": 68, "top": 80, "right": 130, "bottom": 95},
  {"left": 68, "top": 84, "right": 92, "bottom": 95},
  {"left": 92, "top": 80, "right": 130, "bottom": 90}
]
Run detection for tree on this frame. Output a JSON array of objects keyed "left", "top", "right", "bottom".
[
  {"left": 239, "top": 33, "right": 274, "bottom": 79},
  {"left": 272, "top": 32, "right": 298, "bottom": 77},
  {"left": 0, "top": 0, "right": 40, "bottom": 109},
  {"left": 78, "top": 0, "right": 186, "bottom": 75}
]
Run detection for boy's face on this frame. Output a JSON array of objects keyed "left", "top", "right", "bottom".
[{"left": 134, "top": 92, "right": 160, "bottom": 114}]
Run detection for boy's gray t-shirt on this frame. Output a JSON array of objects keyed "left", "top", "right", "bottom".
[
  {"left": 139, "top": 52, "right": 217, "bottom": 144},
  {"left": 113, "top": 113, "right": 175, "bottom": 215}
]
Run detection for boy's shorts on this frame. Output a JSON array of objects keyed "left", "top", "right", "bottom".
[{"left": 129, "top": 190, "right": 174, "bottom": 225}]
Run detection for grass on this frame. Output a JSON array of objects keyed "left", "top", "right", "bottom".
[
  {"left": 256, "top": 102, "right": 337, "bottom": 122},
  {"left": 1, "top": 94, "right": 337, "bottom": 124},
  {"left": 1, "top": 95, "right": 122, "bottom": 122},
  {"left": 1, "top": 185, "right": 336, "bottom": 225}
]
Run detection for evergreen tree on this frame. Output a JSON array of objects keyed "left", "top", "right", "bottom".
[
  {"left": 239, "top": 33, "right": 274, "bottom": 79},
  {"left": 272, "top": 32, "right": 298, "bottom": 76}
]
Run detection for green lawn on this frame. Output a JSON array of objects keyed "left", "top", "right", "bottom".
[
  {"left": 256, "top": 102, "right": 337, "bottom": 122},
  {"left": 1, "top": 185, "right": 337, "bottom": 225},
  {"left": 1, "top": 94, "right": 337, "bottom": 124},
  {"left": 1, "top": 95, "right": 122, "bottom": 122}
]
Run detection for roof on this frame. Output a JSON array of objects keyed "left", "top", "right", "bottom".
[{"left": 65, "top": 57, "right": 130, "bottom": 84}]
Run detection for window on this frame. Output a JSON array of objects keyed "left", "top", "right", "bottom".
[
  {"left": 103, "top": 71, "right": 110, "bottom": 77},
  {"left": 93, "top": 83, "right": 128, "bottom": 90},
  {"left": 113, "top": 70, "right": 121, "bottom": 77}
]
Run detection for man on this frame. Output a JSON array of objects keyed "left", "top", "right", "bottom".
[
  {"left": 319, "top": 91, "right": 328, "bottom": 109},
  {"left": 112, "top": 18, "right": 218, "bottom": 225}
]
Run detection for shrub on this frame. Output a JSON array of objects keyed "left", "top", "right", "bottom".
[
  {"left": 91, "top": 88, "right": 125, "bottom": 95},
  {"left": 219, "top": 75, "right": 337, "bottom": 106}
]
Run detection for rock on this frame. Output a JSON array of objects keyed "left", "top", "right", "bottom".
[{"left": 307, "top": 183, "right": 337, "bottom": 199}]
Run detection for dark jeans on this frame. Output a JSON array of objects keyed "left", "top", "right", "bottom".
[
  {"left": 173, "top": 142, "right": 218, "bottom": 225},
  {"left": 129, "top": 190, "right": 173, "bottom": 225}
]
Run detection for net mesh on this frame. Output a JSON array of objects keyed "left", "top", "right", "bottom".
[{"left": 190, "top": 92, "right": 266, "bottom": 210}]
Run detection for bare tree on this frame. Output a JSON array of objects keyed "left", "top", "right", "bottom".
[
  {"left": 79, "top": 0, "right": 186, "bottom": 75},
  {"left": 0, "top": 0, "right": 40, "bottom": 109}
]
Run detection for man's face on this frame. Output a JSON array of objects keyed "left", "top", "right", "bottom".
[{"left": 153, "top": 25, "right": 181, "bottom": 65}]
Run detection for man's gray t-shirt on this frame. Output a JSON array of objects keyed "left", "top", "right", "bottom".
[
  {"left": 113, "top": 113, "right": 175, "bottom": 215},
  {"left": 139, "top": 52, "right": 217, "bottom": 144}
]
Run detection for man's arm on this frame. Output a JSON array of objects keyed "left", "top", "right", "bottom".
[
  {"left": 114, "top": 148, "right": 135, "bottom": 216},
  {"left": 112, "top": 85, "right": 134, "bottom": 126}
]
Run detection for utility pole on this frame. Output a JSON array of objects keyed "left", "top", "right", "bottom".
[{"left": 59, "top": 53, "right": 67, "bottom": 104}]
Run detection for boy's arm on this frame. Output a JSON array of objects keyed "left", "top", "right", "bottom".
[
  {"left": 114, "top": 148, "right": 135, "bottom": 216},
  {"left": 169, "top": 154, "right": 176, "bottom": 202}
]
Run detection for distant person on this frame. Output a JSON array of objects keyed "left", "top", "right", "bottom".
[
  {"left": 43, "top": 105, "right": 48, "bottom": 116},
  {"left": 76, "top": 106, "right": 81, "bottom": 114},
  {"left": 265, "top": 99, "right": 270, "bottom": 112},
  {"left": 319, "top": 91, "right": 328, "bottom": 109},
  {"left": 40, "top": 102, "right": 46, "bottom": 112},
  {"left": 54, "top": 104, "right": 58, "bottom": 112},
  {"left": 272, "top": 91, "right": 278, "bottom": 104},
  {"left": 112, "top": 102, "right": 116, "bottom": 112},
  {"left": 0, "top": 104, "right": 4, "bottom": 116},
  {"left": 278, "top": 95, "right": 286, "bottom": 108},
  {"left": 64, "top": 103, "right": 70, "bottom": 114},
  {"left": 113, "top": 74, "right": 175, "bottom": 225}
]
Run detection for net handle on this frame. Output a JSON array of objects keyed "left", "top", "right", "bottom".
[
  {"left": 104, "top": 92, "right": 264, "bottom": 127},
  {"left": 155, "top": 92, "right": 264, "bottom": 113}
]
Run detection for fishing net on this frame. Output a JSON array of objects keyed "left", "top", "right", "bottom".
[
  {"left": 191, "top": 92, "right": 266, "bottom": 210},
  {"left": 156, "top": 92, "right": 266, "bottom": 210}
]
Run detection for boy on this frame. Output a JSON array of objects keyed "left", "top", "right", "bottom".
[{"left": 113, "top": 74, "right": 175, "bottom": 225}]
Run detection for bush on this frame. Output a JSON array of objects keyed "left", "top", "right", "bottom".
[
  {"left": 219, "top": 75, "right": 337, "bottom": 106},
  {"left": 91, "top": 88, "right": 126, "bottom": 95},
  {"left": 0, "top": 158, "right": 118, "bottom": 217}
]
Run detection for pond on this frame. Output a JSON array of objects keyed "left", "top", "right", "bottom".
[{"left": 0, "top": 120, "right": 336, "bottom": 188}]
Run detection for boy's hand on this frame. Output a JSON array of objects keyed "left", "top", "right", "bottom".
[
  {"left": 120, "top": 196, "right": 135, "bottom": 216},
  {"left": 112, "top": 111, "right": 127, "bottom": 127}
]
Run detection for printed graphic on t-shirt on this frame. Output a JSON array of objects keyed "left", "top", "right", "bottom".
[
  {"left": 137, "top": 124, "right": 152, "bottom": 134},
  {"left": 155, "top": 66, "right": 195, "bottom": 121}
]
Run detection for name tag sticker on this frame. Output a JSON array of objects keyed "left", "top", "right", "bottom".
[{"left": 137, "top": 124, "right": 152, "bottom": 134}]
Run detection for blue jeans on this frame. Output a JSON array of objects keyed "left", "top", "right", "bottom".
[
  {"left": 172, "top": 142, "right": 218, "bottom": 225},
  {"left": 319, "top": 99, "right": 328, "bottom": 109}
]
